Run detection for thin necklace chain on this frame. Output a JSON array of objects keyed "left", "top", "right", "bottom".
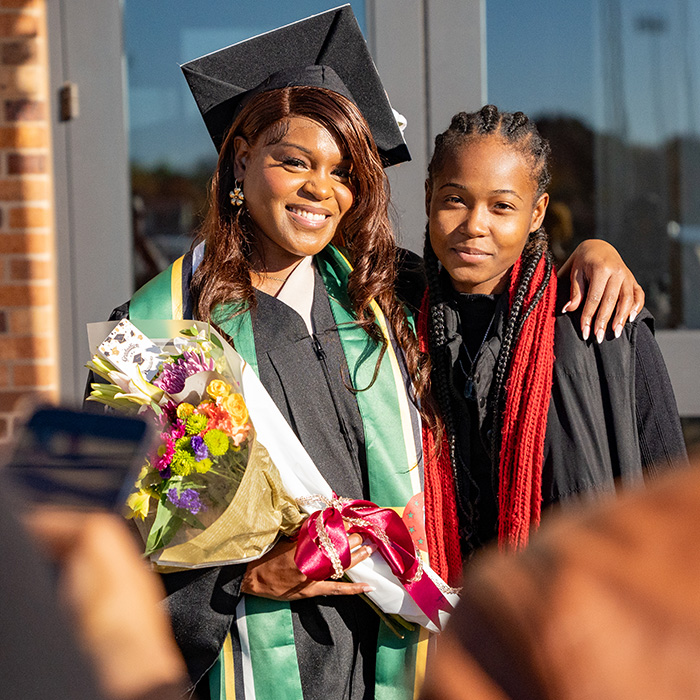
[
  {"left": 463, "top": 312, "right": 497, "bottom": 366},
  {"left": 260, "top": 274, "right": 287, "bottom": 283},
  {"left": 458, "top": 312, "right": 497, "bottom": 400},
  {"left": 252, "top": 259, "right": 306, "bottom": 285},
  {"left": 252, "top": 270, "right": 290, "bottom": 284}
]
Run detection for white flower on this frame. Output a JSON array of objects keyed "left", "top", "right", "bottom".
[{"left": 172, "top": 331, "right": 213, "bottom": 355}]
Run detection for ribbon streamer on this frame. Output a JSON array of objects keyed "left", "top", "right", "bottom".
[{"left": 294, "top": 495, "right": 453, "bottom": 628}]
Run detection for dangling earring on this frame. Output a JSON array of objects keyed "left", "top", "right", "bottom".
[{"left": 229, "top": 181, "right": 244, "bottom": 207}]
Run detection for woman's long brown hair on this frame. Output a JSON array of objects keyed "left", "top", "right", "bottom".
[{"left": 191, "top": 85, "right": 429, "bottom": 400}]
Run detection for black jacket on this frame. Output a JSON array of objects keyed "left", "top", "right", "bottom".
[{"left": 438, "top": 281, "right": 687, "bottom": 552}]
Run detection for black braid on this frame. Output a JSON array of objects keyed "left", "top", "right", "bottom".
[
  {"left": 513, "top": 232, "right": 554, "bottom": 335},
  {"left": 424, "top": 105, "right": 554, "bottom": 542},
  {"left": 422, "top": 228, "right": 473, "bottom": 524},
  {"left": 487, "top": 229, "right": 553, "bottom": 465},
  {"left": 479, "top": 104, "right": 499, "bottom": 133},
  {"left": 507, "top": 111, "right": 529, "bottom": 135},
  {"left": 428, "top": 105, "right": 551, "bottom": 198}
]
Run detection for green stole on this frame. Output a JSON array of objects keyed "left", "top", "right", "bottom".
[{"left": 130, "top": 245, "right": 428, "bottom": 700}]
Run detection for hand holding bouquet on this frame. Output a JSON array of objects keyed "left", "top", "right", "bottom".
[{"left": 87, "top": 318, "right": 457, "bottom": 630}]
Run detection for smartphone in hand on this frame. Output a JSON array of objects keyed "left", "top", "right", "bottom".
[{"left": 3, "top": 406, "right": 153, "bottom": 512}]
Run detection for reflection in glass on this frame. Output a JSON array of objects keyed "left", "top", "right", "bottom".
[{"left": 487, "top": 0, "right": 700, "bottom": 329}]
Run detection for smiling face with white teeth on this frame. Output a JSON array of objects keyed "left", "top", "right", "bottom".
[{"left": 233, "top": 116, "right": 355, "bottom": 273}]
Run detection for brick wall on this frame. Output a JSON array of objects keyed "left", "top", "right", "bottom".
[{"left": 0, "top": 0, "right": 56, "bottom": 444}]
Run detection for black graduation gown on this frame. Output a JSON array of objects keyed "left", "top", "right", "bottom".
[
  {"left": 112, "top": 268, "right": 381, "bottom": 699},
  {"left": 248, "top": 270, "right": 380, "bottom": 700}
]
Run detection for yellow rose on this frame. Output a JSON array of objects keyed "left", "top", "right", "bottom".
[
  {"left": 221, "top": 392, "right": 249, "bottom": 428},
  {"left": 176, "top": 402, "right": 195, "bottom": 419},
  {"left": 207, "top": 379, "right": 231, "bottom": 399}
]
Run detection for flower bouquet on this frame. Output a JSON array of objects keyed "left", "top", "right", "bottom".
[
  {"left": 87, "top": 318, "right": 457, "bottom": 631},
  {"left": 86, "top": 318, "right": 304, "bottom": 569}
]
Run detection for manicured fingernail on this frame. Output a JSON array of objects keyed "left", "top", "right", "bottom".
[
  {"left": 614, "top": 324, "right": 623, "bottom": 339},
  {"left": 630, "top": 309, "right": 638, "bottom": 323},
  {"left": 596, "top": 329, "right": 605, "bottom": 344},
  {"left": 365, "top": 544, "right": 377, "bottom": 556},
  {"left": 561, "top": 301, "right": 571, "bottom": 313},
  {"left": 582, "top": 324, "right": 590, "bottom": 341},
  {"left": 362, "top": 585, "right": 375, "bottom": 593}
]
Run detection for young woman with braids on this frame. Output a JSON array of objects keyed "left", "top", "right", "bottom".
[
  {"left": 104, "top": 11, "right": 649, "bottom": 697},
  {"left": 419, "top": 105, "right": 686, "bottom": 573}
]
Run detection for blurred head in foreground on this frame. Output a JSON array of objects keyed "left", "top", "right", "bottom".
[{"left": 421, "top": 463, "right": 700, "bottom": 700}]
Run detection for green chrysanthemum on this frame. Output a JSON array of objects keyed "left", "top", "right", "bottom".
[
  {"left": 186, "top": 414, "right": 208, "bottom": 435},
  {"left": 170, "top": 448, "right": 197, "bottom": 476},
  {"left": 195, "top": 458, "right": 213, "bottom": 474},
  {"left": 175, "top": 436, "right": 192, "bottom": 452},
  {"left": 203, "top": 428, "right": 229, "bottom": 457}
]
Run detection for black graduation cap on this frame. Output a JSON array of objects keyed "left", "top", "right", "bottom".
[{"left": 181, "top": 4, "right": 410, "bottom": 166}]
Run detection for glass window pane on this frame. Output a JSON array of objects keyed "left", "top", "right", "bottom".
[
  {"left": 123, "top": 1, "right": 365, "bottom": 288},
  {"left": 487, "top": 0, "right": 700, "bottom": 329}
]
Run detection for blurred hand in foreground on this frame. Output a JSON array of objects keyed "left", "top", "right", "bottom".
[{"left": 25, "top": 508, "right": 189, "bottom": 700}]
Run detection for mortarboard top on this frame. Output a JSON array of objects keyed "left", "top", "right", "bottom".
[{"left": 181, "top": 4, "right": 410, "bottom": 167}]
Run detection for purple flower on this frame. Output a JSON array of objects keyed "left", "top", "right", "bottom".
[
  {"left": 190, "top": 434, "right": 209, "bottom": 461},
  {"left": 154, "top": 351, "right": 215, "bottom": 394},
  {"left": 159, "top": 401, "right": 178, "bottom": 424},
  {"left": 167, "top": 487, "right": 205, "bottom": 515}
]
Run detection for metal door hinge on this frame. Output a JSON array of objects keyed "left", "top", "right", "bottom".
[{"left": 59, "top": 82, "right": 79, "bottom": 122}]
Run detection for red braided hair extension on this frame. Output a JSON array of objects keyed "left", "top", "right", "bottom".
[
  {"left": 418, "top": 291, "right": 463, "bottom": 586},
  {"left": 498, "top": 254, "right": 557, "bottom": 549}
]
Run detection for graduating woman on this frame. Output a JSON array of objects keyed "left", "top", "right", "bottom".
[
  {"left": 420, "top": 105, "right": 686, "bottom": 570},
  {"left": 112, "top": 10, "right": 646, "bottom": 700}
]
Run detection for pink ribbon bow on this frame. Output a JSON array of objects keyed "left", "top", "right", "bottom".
[{"left": 294, "top": 496, "right": 452, "bottom": 628}]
